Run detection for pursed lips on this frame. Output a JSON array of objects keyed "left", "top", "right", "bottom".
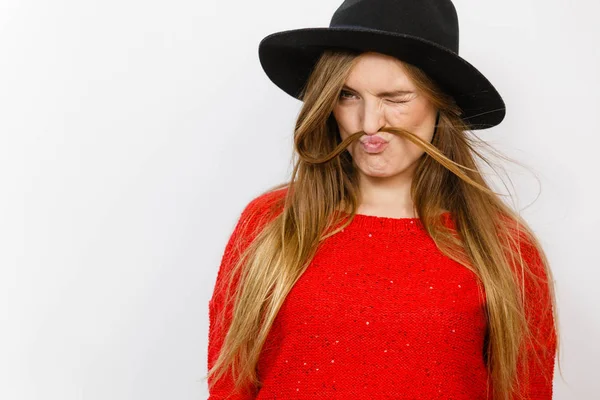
[{"left": 360, "top": 136, "right": 389, "bottom": 145}]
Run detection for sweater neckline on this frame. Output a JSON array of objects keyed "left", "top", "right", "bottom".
[
  {"left": 337, "top": 210, "right": 453, "bottom": 232},
  {"left": 339, "top": 211, "right": 424, "bottom": 232}
]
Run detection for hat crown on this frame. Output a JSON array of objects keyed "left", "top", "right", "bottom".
[{"left": 330, "top": 0, "right": 459, "bottom": 53}]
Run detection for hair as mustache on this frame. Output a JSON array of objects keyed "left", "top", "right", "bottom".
[{"left": 297, "top": 125, "right": 431, "bottom": 165}]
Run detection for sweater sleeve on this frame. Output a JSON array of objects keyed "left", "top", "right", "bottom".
[
  {"left": 513, "top": 241, "right": 558, "bottom": 400},
  {"left": 207, "top": 190, "right": 284, "bottom": 399}
]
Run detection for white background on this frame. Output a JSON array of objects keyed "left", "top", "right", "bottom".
[{"left": 1, "top": 0, "right": 598, "bottom": 399}]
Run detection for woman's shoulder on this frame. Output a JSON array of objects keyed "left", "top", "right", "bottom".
[
  {"left": 235, "top": 185, "right": 288, "bottom": 230},
  {"left": 245, "top": 185, "right": 288, "bottom": 215},
  {"left": 438, "top": 209, "right": 455, "bottom": 228}
]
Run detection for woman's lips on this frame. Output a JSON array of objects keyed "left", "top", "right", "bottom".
[
  {"left": 360, "top": 136, "right": 389, "bottom": 153},
  {"left": 361, "top": 136, "right": 388, "bottom": 145}
]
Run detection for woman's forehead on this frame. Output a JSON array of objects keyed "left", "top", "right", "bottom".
[{"left": 344, "top": 54, "right": 414, "bottom": 90}]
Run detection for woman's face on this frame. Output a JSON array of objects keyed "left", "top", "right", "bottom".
[{"left": 332, "top": 52, "right": 438, "bottom": 180}]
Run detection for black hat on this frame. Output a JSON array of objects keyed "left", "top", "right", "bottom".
[{"left": 258, "top": 0, "right": 506, "bottom": 130}]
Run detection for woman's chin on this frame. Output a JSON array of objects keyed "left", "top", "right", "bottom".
[{"left": 358, "top": 168, "right": 398, "bottom": 179}]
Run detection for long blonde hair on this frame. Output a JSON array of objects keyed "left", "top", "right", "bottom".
[{"left": 205, "top": 49, "right": 561, "bottom": 400}]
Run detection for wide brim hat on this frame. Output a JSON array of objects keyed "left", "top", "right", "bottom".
[{"left": 258, "top": 0, "right": 506, "bottom": 130}]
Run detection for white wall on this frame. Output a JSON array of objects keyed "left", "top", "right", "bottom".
[{"left": 1, "top": 0, "right": 597, "bottom": 399}]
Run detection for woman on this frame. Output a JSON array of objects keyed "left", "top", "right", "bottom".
[{"left": 206, "top": 0, "right": 560, "bottom": 399}]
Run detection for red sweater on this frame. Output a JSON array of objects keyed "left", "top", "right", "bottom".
[{"left": 208, "top": 188, "right": 557, "bottom": 399}]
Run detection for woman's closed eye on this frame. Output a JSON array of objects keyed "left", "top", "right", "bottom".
[{"left": 386, "top": 98, "right": 409, "bottom": 104}]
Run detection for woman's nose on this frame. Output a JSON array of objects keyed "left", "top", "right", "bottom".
[{"left": 362, "top": 101, "right": 386, "bottom": 135}]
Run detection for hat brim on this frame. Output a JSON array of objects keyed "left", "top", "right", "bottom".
[{"left": 258, "top": 27, "right": 506, "bottom": 130}]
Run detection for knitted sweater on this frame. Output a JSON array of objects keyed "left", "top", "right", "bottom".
[{"left": 207, "top": 188, "right": 557, "bottom": 399}]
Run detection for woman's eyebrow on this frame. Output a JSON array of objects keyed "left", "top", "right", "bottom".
[{"left": 342, "top": 85, "right": 414, "bottom": 97}]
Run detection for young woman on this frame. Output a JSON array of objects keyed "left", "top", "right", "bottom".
[{"left": 206, "top": 0, "right": 560, "bottom": 399}]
